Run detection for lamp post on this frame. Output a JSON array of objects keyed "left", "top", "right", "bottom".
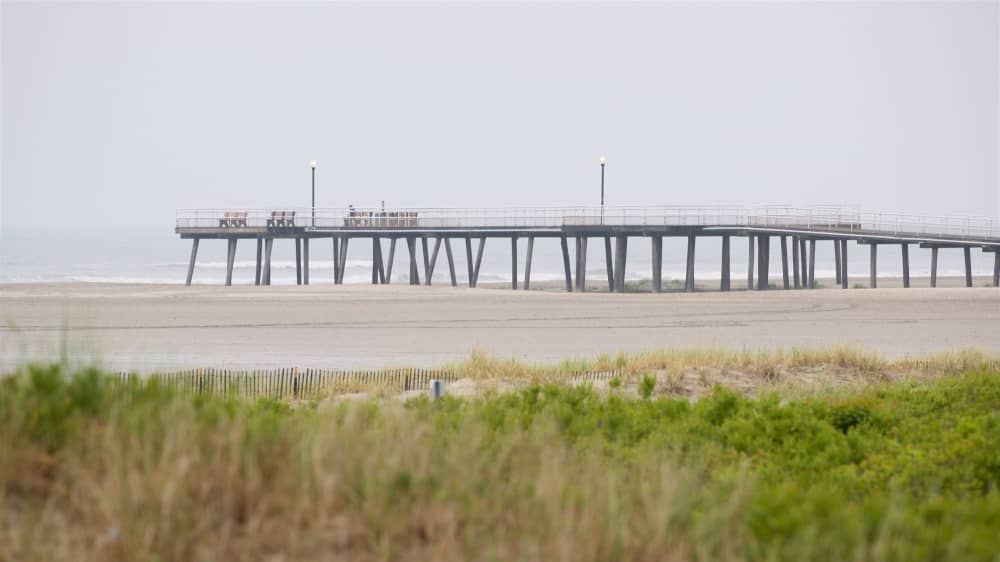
[
  {"left": 599, "top": 156, "right": 607, "bottom": 224},
  {"left": 310, "top": 161, "right": 317, "bottom": 227}
]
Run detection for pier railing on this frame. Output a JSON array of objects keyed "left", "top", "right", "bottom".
[{"left": 176, "top": 206, "right": 1000, "bottom": 241}]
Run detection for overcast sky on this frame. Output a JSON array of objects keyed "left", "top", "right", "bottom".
[{"left": 2, "top": 1, "right": 998, "bottom": 227}]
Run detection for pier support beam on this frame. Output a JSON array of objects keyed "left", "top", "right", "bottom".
[
  {"left": 992, "top": 250, "right": 1000, "bottom": 287},
  {"left": 834, "top": 239, "right": 841, "bottom": 285},
  {"left": 185, "top": 238, "right": 200, "bottom": 286},
  {"left": 421, "top": 237, "right": 431, "bottom": 284},
  {"left": 901, "top": 243, "right": 910, "bottom": 288},
  {"left": 254, "top": 238, "right": 262, "bottom": 286},
  {"left": 511, "top": 237, "right": 519, "bottom": 290},
  {"left": 747, "top": 235, "right": 755, "bottom": 290},
  {"left": 808, "top": 239, "right": 816, "bottom": 288},
  {"left": 407, "top": 237, "right": 421, "bottom": 285},
  {"left": 225, "top": 238, "right": 237, "bottom": 286},
  {"left": 332, "top": 237, "right": 340, "bottom": 285},
  {"left": 780, "top": 236, "right": 789, "bottom": 289},
  {"left": 720, "top": 235, "right": 731, "bottom": 291},
  {"left": 444, "top": 238, "right": 457, "bottom": 286},
  {"left": 472, "top": 237, "right": 486, "bottom": 287},
  {"left": 292, "top": 238, "right": 301, "bottom": 284},
  {"left": 869, "top": 243, "right": 877, "bottom": 289},
  {"left": 524, "top": 236, "right": 534, "bottom": 290},
  {"left": 465, "top": 237, "right": 475, "bottom": 288},
  {"left": 651, "top": 236, "right": 663, "bottom": 293},
  {"left": 930, "top": 247, "right": 938, "bottom": 288},
  {"left": 604, "top": 237, "right": 614, "bottom": 292},
  {"left": 799, "top": 239, "right": 808, "bottom": 288},
  {"left": 840, "top": 239, "right": 848, "bottom": 289},
  {"left": 757, "top": 235, "right": 768, "bottom": 290},
  {"left": 560, "top": 236, "right": 573, "bottom": 292},
  {"left": 964, "top": 247, "right": 973, "bottom": 287},
  {"left": 264, "top": 238, "right": 274, "bottom": 285},
  {"left": 575, "top": 237, "right": 588, "bottom": 292},
  {"left": 613, "top": 236, "right": 628, "bottom": 293},
  {"left": 336, "top": 238, "right": 350, "bottom": 284},
  {"left": 303, "top": 238, "right": 310, "bottom": 285},
  {"left": 384, "top": 238, "right": 396, "bottom": 284},
  {"left": 372, "top": 238, "right": 382, "bottom": 284},
  {"left": 426, "top": 237, "right": 442, "bottom": 285},
  {"left": 791, "top": 236, "right": 800, "bottom": 288},
  {"left": 685, "top": 235, "right": 696, "bottom": 292}
]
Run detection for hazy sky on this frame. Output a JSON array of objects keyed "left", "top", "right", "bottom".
[{"left": 2, "top": 1, "right": 998, "bottom": 226}]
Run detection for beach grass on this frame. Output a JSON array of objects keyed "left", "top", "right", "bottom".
[{"left": 2, "top": 360, "right": 1000, "bottom": 561}]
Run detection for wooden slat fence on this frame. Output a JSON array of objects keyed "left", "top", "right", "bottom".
[
  {"left": 112, "top": 367, "right": 461, "bottom": 400},
  {"left": 112, "top": 367, "right": 629, "bottom": 400}
]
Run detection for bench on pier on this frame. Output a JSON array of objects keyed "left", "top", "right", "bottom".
[
  {"left": 267, "top": 211, "right": 296, "bottom": 228},
  {"left": 218, "top": 211, "right": 248, "bottom": 228}
]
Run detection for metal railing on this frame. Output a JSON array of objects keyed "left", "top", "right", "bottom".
[{"left": 175, "top": 205, "right": 999, "bottom": 241}]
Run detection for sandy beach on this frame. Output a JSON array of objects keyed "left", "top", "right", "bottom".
[{"left": 0, "top": 279, "right": 996, "bottom": 372}]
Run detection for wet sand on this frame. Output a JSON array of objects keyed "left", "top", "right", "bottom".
[{"left": 1, "top": 281, "right": 998, "bottom": 371}]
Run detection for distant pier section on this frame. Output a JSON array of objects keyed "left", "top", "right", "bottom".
[{"left": 176, "top": 206, "right": 1000, "bottom": 290}]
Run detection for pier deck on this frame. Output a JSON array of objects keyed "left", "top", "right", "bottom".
[{"left": 176, "top": 206, "right": 1000, "bottom": 291}]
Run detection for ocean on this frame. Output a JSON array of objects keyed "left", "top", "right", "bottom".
[{"left": 1, "top": 224, "right": 993, "bottom": 286}]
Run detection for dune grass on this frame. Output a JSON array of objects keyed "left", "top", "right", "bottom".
[
  {"left": 2, "top": 361, "right": 999, "bottom": 561},
  {"left": 451, "top": 345, "right": 997, "bottom": 379}
]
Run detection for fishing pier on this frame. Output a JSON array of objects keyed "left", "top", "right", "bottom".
[{"left": 176, "top": 206, "right": 1000, "bottom": 291}]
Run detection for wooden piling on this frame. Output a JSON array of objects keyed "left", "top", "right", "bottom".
[
  {"left": 524, "top": 236, "right": 534, "bottom": 290},
  {"left": 792, "top": 236, "right": 800, "bottom": 288},
  {"left": 264, "top": 238, "right": 274, "bottom": 285},
  {"left": 375, "top": 238, "right": 386, "bottom": 283},
  {"left": 964, "top": 247, "right": 973, "bottom": 287},
  {"left": 901, "top": 243, "right": 910, "bottom": 288},
  {"left": 465, "top": 237, "right": 475, "bottom": 288},
  {"left": 992, "top": 250, "right": 999, "bottom": 287},
  {"left": 186, "top": 238, "right": 200, "bottom": 286},
  {"left": 780, "top": 236, "right": 789, "bottom": 289},
  {"left": 472, "top": 237, "right": 486, "bottom": 287},
  {"left": 720, "top": 235, "right": 731, "bottom": 291},
  {"left": 808, "top": 239, "right": 816, "bottom": 288},
  {"left": 338, "top": 237, "right": 350, "bottom": 284},
  {"left": 651, "top": 235, "right": 663, "bottom": 293},
  {"left": 511, "top": 236, "right": 519, "bottom": 290},
  {"left": 799, "top": 238, "right": 808, "bottom": 288},
  {"left": 575, "top": 237, "right": 588, "bottom": 292},
  {"left": 930, "top": 247, "right": 938, "bottom": 288},
  {"left": 385, "top": 238, "right": 396, "bottom": 284},
  {"left": 604, "top": 236, "right": 614, "bottom": 292},
  {"left": 560, "top": 236, "right": 573, "bottom": 292},
  {"left": 757, "top": 235, "right": 767, "bottom": 290},
  {"left": 444, "top": 238, "right": 457, "bottom": 286},
  {"left": 254, "top": 238, "right": 263, "bottom": 286},
  {"left": 407, "top": 237, "right": 420, "bottom": 285},
  {"left": 295, "top": 238, "right": 302, "bottom": 285},
  {"left": 372, "top": 237, "right": 381, "bottom": 284},
  {"left": 685, "top": 235, "right": 696, "bottom": 292},
  {"left": 421, "top": 237, "right": 431, "bottom": 284},
  {"left": 869, "top": 243, "right": 877, "bottom": 289},
  {"left": 834, "top": 239, "right": 841, "bottom": 285},
  {"left": 614, "top": 235, "right": 628, "bottom": 293},
  {"left": 225, "top": 238, "right": 237, "bottom": 286},
  {"left": 840, "top": 239, "right": 848, "bottom": 289},
  {"left": 427, "top": 237, "right": 442, "bottom": 285},
  {"left": 303, "top": 238, "right": 310, "bottom": 285},
  {"left": 332, "top": 237, "right": 340, "bottom": 284}
]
